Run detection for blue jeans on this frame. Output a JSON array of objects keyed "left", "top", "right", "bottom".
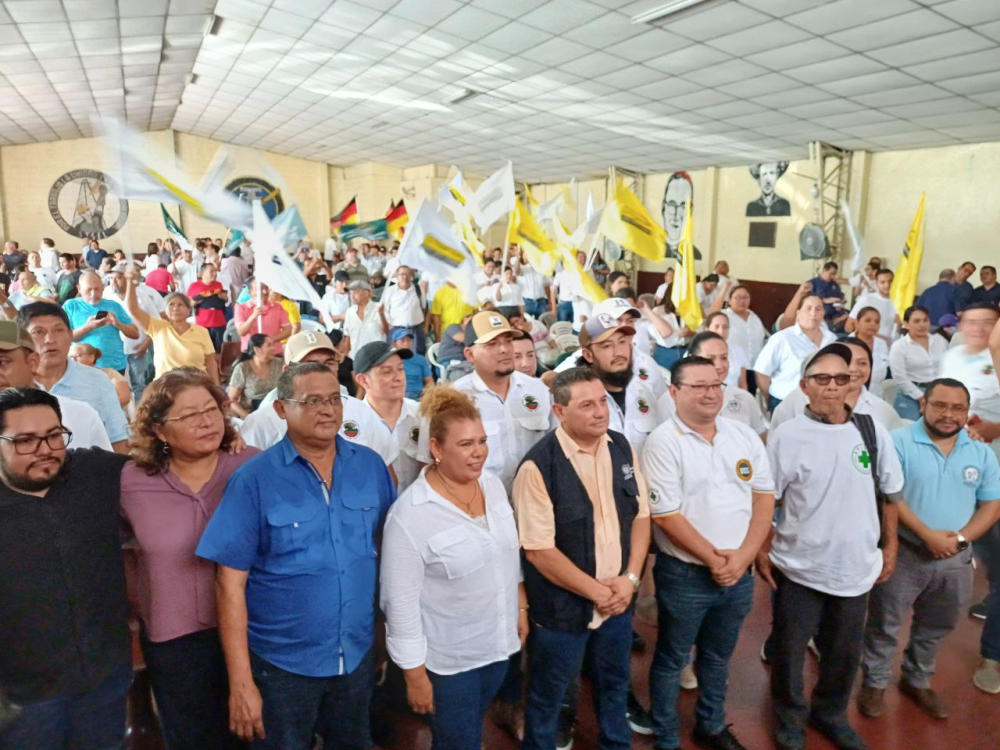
[
  {"left": 976, "top": 524, "right": 1000, "bottom": 661},
  {"left": 768, "top": 394, "right": 782, "bottom": 414},
  {"left": 126, "top": 349, "right": 152, "bottom": 400},
  {"left": 893, "top": 391, "right": 922, "bottom": 421},
  {"left": 0, "top": 663, "right": 132, "bottom": 750},
  {"left": 525, "top": 298, "right": 547, "bottom": 319},
  {"left": 428, "top": 659, "right": 508, "bottom": 750},
  {"left": 650, "top": 555, "right": 754, "bottom": 749},
  {"left": 249, "top": 646, "right": 375, "bottom": 750},
  {"left": 523, "top": 611, "right": 633, "bottom": 750},
  {"left": 652, "top": 345, "right": 684, "bottom": 371},
  {"left": 557, "top": 301, "right": 574, "bottom": 322}
]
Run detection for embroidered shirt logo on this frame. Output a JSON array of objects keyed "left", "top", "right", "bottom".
[
  {"left": 523, "top": 394, "right": 539, "bottom": 412},
  {"left": 409, "top": 426, "right": 419, "bottom": 444},
  {"left": 736, "top": 459, "right": 753, "bottom": 482},
  {"left": 637, "top": 398, "right": 649, "bottom": 414},
  {"left": 342, "top": 421, "right": 360, "bottom": 439},
  {"left": 622, "top": 464, "right": 635, "bottom": 482},
  {"left": 851, "top": 444, "right": 872, "bottom": 474},
  {"left": 963, "top": 465, "right": 980, "bottom": 486},
  {"left": 638, "top": 368, "right": 649, "bottom": 381}
]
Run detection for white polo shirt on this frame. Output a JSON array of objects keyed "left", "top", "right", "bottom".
[
  {"left": 517, "top": 265, "right": 550, "bottom": 301},
  {"left": 724, "top": 308, "right": 767, "bottom": 363},
  {"left": 940, "top": 345, "right": 1000, "bottom": 459},
  {"left": 380, "top": 284, "right": 425, "bottom": 328},
  {"left": 606, "top": 376, "right": 672, "bottom": 454},
  {"left": 771, "top": 386, "right": 903, "bottom": 432},
  {"left": 849, "top": 292, "right": 898, "bottom": 342},
  {"left": 726, "top": 344, "right": 751, "bottom": 388},
  {"left": 643, "top": 415, "right": 773, "bottom": 565},
  {"left": 648, "top": 310, "right": 682, "bottom": 349},
  {"left": 767, "top": 412, "right": 904, "bottom": 596},
  {"left": 554, "top": 269, "right": 576, "bottom": 303},
  {"left": 554, "top": 348, "right": 668, "bottom": 400},
  {"left": 360, "top": 396, "right": 422, "bottom": 492},
  {"left": 239, "top": 390, "right": 393, "bottom": 463},
  {"left": 419, "top": 370, "right": 553, "bottom": 494},
  {"left": 380, "top": 468, "right": 521, "bottom": 675},
  {"left": 720, "top": 385, "right": 766, "bottom": 435},
  {"left": 888, "top": 333, "right": 948, "bottom": 400},
  {"left": 753, "top": 324, "right": 837, "bottom": 400}
]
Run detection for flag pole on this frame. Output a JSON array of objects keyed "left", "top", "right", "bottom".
[{"left": 256, "top": 277, "right": 263, "bottom": 333}]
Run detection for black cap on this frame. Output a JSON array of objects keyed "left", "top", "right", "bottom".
[
  {"left": 354, "top": 340, "right": 412, "bottom": 374},
  {"left": 800, "top": 342, "right": 853, "bottom": 377},
  {"left": 334, "top": 270, "right": 351, "bottom": 282}
]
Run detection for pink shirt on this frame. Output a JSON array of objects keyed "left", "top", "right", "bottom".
[
  {"left": 235, "top": 301, "right": 290, "bottom": 354},
  {"left": 120, "top": 449, "right": 259, "bottom": 642}
]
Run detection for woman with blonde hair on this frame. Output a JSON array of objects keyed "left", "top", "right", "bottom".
[
  {"left": 69, "top": 341, "right": 132, "bottom": 409},
  {"left": 380, "top": 385, "right": 527, "bottom": 750},
  {"left": 120, "top": 367, "right": 255, "bottom": 749}
]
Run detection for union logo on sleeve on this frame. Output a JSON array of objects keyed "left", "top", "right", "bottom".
[
  {"left": 523, "top": 394, "right": 539, "bottom": 411},
  {"left": 341, "top": 421, "right": 360, "bottom": 439},
  {"left": 735, "top": 459, "right": 753, "bottom": 481}
]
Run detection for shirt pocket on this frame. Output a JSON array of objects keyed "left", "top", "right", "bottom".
[
  {"left": 515, "top": 413, "right": 550, "bottom": 432},
  {"left": 426, "top": 525, "right": 486, "bottom": 580},
  {"left": 491, "top": 499, "right": 520, "bottom": 550},
  {"left": 341, "top": 490, "right": 380, "bottom": 559},
  {"left": 265, "top": 505, "right": 322, "bottom": 570}
]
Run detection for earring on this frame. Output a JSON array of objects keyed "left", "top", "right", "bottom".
[
  {"left": 434, "top": 456, "right": 441, "bottom": 465},
  {"left": 162, "top": 442, "right": 170, "bottom": 455}
]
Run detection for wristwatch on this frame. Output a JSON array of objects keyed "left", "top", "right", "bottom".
[
  {"left": 625, "top": 571, "right": 641, "bottom": 591},
  {"left": 956, "top": 533, "right": 969, "bottom": 552}
]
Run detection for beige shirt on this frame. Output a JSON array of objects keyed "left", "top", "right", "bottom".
[{"left": 513, "top": 426, "right": 650, "bottom": 627}]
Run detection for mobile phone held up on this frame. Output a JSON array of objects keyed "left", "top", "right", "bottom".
[{"left": 95, "top": 310, "right": 109, "bottom": 320}]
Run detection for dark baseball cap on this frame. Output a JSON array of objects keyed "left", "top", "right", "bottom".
[
  {"left": 334, "top": 270, "right": 350, "bottom": 283},
  {"left": 800, "top": 342, "right": 853, "bottom": 377},
  {"left": 354, "top": 340, "right": 412, "bottom": 373}
]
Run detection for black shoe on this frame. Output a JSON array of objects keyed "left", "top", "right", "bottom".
[
  {"left": 626, "top": 690, "right": 653, "bottom": 735},
  {"left": 555, "top": 715, "right": 574, "bottom": 750},
  {"left": 775, "top": 724, "right": 805, "bottom": 750},
  {"left": 694, "top": 724, "right": 748, "bottom": 750},
  {"left": 632, "top": 629, "right": 647, "bottom": 651},
  {"left": 809, "top": 715, "right": 868, "bottom": 750},
  {"left": 971, "top": 600, "right": 988, "bottom": 620}
]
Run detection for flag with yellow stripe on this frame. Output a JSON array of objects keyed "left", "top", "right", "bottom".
[
  {"left": 599, "top": 178, "right": 667, "bottom": 262},
  {"left": 890, "top": 193, "right": 926, "bottom": 314},
  {"left": 671, "top": 198, "right": 702, "bottom": 330},
  {"left": 507, "top": 198, "right": 558, "bottom": 275}
]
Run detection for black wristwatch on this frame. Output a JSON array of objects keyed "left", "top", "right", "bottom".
[{"left": 956, "top": 533, "right": 969, "bottom": 552}]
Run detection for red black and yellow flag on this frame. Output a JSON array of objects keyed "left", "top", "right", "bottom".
[
  {"left": 330, "top": 197, "right": 359, "bottom": 229},
  {"left": 386, "top": 200, "right": 409, "bottom": 238}
]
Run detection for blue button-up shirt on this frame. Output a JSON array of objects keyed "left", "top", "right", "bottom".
[
  {"left": 810, "top": 275, "right": 844, "bottom": 320},
  {"left": 48, "top": 358, "right": 129, "bottom": 443},
  {"left": 916, "top": 281, "right": 958, "bottom": 326},
  {"left": 197, "top": 434, "right": 396, "bottom": 677},
  {"left": 893, "top": 419, "right": 1000, "bottom": 540}
]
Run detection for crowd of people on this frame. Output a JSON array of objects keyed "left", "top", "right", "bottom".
[{"left": 0, "top": 232, "right": 999, "bottom": 750}]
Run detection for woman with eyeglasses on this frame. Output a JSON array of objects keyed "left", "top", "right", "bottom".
[
  {"left": 120, "top": 368, "right": 257, "bottom": 750},
  {"left": 122, "top": 277, "right": 219, "bottom": 384}
]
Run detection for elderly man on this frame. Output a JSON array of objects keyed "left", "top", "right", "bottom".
[
  {"left": 61, "top": 270, "right": 138, "bottom": 374},
  {"left": 378, "top": 265, "right": 427, "bottom": 354},
  {"left": 18, "top": 302, "right": 129, "bottom": 452},
  {"left": 343, "top": 280, "right": 384, "bottom": 358},
  {"left": 104, "top": 263, "right": 165, "bottom": 399},
  {"left": 197, "top": 363, "right": 396, "bottom": 750},
  {"left": 759, "top": 343, "right": 904, "bottom": 750},
  {"left": 0, "top": 388, "right": 130, "bottom": 750},
  {"left": 515, "top": 367, "right": 651, "bottom": 750},
  {"left": 187, "top": 262, "right": 228, "bottom": 352}
]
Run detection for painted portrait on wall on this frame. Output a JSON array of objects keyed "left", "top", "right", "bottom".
[
  {"left": 746, "top": 162, "right": 790, "bottom": 217},
  {"left": 661, "top": 171, "right": 701, "bottom": 260}
]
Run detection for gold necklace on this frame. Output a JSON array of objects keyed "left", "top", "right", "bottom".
[{"left": 434, "top": 468, "right": 481, "bottom": 516}]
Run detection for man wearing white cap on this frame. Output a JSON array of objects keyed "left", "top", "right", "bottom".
[{"left": 555, "top": 297, "right": 668, "bottom": 401}]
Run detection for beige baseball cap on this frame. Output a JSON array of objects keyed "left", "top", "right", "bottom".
[
  {"left": 464, "top": 311, "right": 526, "bottom": 346},
  {"left": 0, "top": 320, "right": 35, "bottom": 352},
  {"left": 283, "top": 330, "right": 337, "bottom": 364}
]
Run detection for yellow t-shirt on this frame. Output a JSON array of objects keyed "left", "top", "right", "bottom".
[
  {"left": 431, "top": 284, "right": 475, "bottom": 332},
  {"left": 278, "top": 299, "right": 301, "bottom": 342},
  {"left": 146, "top": 317, "right": 215, "bottom": 377}
]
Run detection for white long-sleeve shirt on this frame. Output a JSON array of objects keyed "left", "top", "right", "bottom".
[
  {"left": 889, "top": 334, "right": 948, "bottom": 400},
  {"left": 380, "top": 469, "right": 521, "bottom": 675}
]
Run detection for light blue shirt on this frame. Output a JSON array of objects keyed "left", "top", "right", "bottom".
[
  {"left": 62, "top": 298, "right": 133, "bottom": 371},
  {"left": 893, "top": 419, "right": 1000, "bottom": 538},
  {"left": 49, "top": 359, "right": 129, "bottom": 443}
]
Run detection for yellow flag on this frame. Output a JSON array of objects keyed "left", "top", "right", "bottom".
[
  {"left": 890, "top": 194, "right": 925, "bottom": 314},
  {"left": 456, "top": 215, "right": 485, "bottom": 267},
  {"left": 507, "top": 198, "right": 558, "bottom": 275},
  {"left": 550, "top": 216, "right": 607, "bottom": 305},
  {"left": 523, "top": 183, "right": 539, "bottom": 214},
  {"left": 671, "top": 198, "right": 703, "bottom": 330},
  {"left": 599, "top": 178, "right": 667, "bottom": 262}
]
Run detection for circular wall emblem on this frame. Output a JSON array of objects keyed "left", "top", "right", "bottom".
[
  {"left": 226, "top": 176, "right": 285, "bottom": 219},
  {"left": 48, "top": 169, "right": 129, "bottom": 239}
]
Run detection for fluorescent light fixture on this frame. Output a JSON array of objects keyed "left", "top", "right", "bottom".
[
  {"left": 630, "top": 0, "right": 712, "bottom": 24},
  {"left": 443, "top": 88, "right": 482, "bottom": 105}
]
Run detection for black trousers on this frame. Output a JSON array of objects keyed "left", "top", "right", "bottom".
[
  {"left": 140, "top": 626, "right": 243, "bottom": 750},
  {"left": 770, "top": 570, "right": 869, "bottom": 731}
]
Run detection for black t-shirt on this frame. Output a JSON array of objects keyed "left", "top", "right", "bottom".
[
  {"left": 2, "top": 251, "right": 26, "bottom": 273},
  {"left": 0, "top": 449, "right": 130, "bottom": 702},
  {"left": 608, "top": 387, "right": 627, "bottom": 415},
  {"left": 339, "top": 356, "right": 357, "bottom": 397}
]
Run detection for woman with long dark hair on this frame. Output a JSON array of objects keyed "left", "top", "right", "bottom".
[{"left": 226, "top": 334, "right": 281, "bottom": 417}]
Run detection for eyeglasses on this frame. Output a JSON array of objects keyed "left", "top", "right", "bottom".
[
  {"left": 673, "top": 382, "right": 724, "bottom": 394},
  {"left": 806, "top": 373, "right": 851, "bottom": 386},
  {"left": 925, "top": 401, "right": 970, "bottom": 415},
  {"left": 163, "top": 404, "right": 222, "bottom": 426},
  {"left": 0, "top": 429, "right": 73, "bottom": 455},
  {"left": 282, "top": 395, "right": 343, "bottom": 411}
]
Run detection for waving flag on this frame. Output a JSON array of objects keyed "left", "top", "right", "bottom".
[
  {"left": 438, "top": 170, "right": 472, "bottom": 219},
  {"left": 471, "top": 162, "right": 515, "bottom": 231},
  {"left": 599, "top": 178, "right": 667, "bottom": 262},
  {"left": 160, "top": 204, "right": 194, "bottom": 252},
  {"left": 398, "top": 201, "right": 478, "bottom": 306},
  {"left": 330, "top": 197, "right": 359, "bottom": 230},
  {"left": 671, "top": 198, "right": 702, "bottom": 330},
  {"left": 890, "top": 194, "right": 926, "bottom": 314},
  {"left": 272, "top": 206, "right": 308, "bottom": 248},
  {"left": 507, "top": 198, "right": 557, "bottom": 276},
  {"left": 251, "top": 202, "right": 325, "bottom": 313},
  {"left": 386, "top": 200, "right": 409, "bottom": 239}
]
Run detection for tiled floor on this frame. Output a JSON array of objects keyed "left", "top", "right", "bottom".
[{"left": 382, "top": 569, "right": 1000, "bottom": 750}]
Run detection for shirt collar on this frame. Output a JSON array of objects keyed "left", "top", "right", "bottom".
[
  {"left": 911, "top": 418, "right": 971, "bottom": 448},
  {"left": 555, "top": 425, "right": 610, "bottom": 456},
  {"left": 276, "top": 433, "right": 353, "bottom": 466},
  {"left": 804, "top": 403, "right": 853, "bottom": 424}
]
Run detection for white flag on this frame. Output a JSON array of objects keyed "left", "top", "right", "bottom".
[
  {"left": 98, "top": 117, "right": 252, "bottom": 230},
  {"left": 840, "top": 199, "right": 866, "bottom": 274},
  {"left": 471, "top": 162, "right": 515, "bottom": 231},
  {"left": 398, "top": 200, "right": 478, "bottom": 306},
  {"left": 250, "top": 202, "right": 325, "bottom": 313},
  {"left": 438, "top": 169, "right": 472, "bottom": 219}
]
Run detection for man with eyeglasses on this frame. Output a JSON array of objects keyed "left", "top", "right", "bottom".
[
  {"left": 859, "top": 378, "right": 1000, "bottom": 718},
  {"left": 757, "top": 343, "right": 904, "bottom": 750},
  {"left": 640, "top": 355, "right": 773, "bottom": 750},
  {"left": 0, "top": 387, "right": 133, "bottom": 750},
  {"left": 197, "top": 362, "right": 396, "bottom": 749}
]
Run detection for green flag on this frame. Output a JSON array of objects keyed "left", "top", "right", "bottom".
[{"left": 161, "top": 204, "right": 192, "bottom": 250}]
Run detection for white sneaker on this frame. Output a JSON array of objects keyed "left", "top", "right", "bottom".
[
  {"left": 679, "top": 663, "right": 698, "bottom": 690},
  {"left": 807, "top": 637, "right": 821, "bottom": 661},
  {"left": 974, "top": 658, "right": 1000, "bottom": 694}
]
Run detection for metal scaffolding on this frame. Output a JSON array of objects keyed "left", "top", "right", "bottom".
[{"left": 809, "top": 141, "right": 853, "bottom": 263}]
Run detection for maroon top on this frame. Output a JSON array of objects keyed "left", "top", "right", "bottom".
[{"left": 120, "top": 449, "right": 259, "bottom": 643}]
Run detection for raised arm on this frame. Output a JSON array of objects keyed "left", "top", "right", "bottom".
[{"left": 123, "top": 278, "right": 151, "bottom": 331}]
